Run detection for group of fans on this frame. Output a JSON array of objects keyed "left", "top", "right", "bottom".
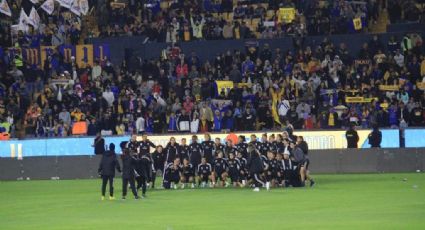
[{"left": 97, "top": 131, "right": 313, "bottom": 200}]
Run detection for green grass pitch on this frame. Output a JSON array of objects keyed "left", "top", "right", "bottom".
[{"left": 1, "top": 173, "right": 424, "bottom": 230}]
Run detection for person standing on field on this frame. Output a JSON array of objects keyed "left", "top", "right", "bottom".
[
  {"left": 346, "top": 124, "right": 359, "bottom": 148},
  {"left": 98, "top": 143, "right": 121, "bottom": 200},
  {"left": 368, "top": 125, "right": 382, "bottom": 148}
]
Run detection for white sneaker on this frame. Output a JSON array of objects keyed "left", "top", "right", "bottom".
[
  {"left": 253, "top": 187, "right": 260, "bottom": 192},
  {"left": 191, "top": 183, "right": 195, "bottom": 189},
  {"left": 266, "top": 182, "right": 270, "bottom": 191},
  {"left": 201, "top": 182, "right": 206, "bottom": 188},
  {"left": 173, "top": 184, "right": 177, "bottom": 190},
  {"left": 181, "top": 184, "right": 185, "bottom": 189}
]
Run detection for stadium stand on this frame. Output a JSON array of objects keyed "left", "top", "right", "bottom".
[{"left": 0, "top": 0, "right": 424, "bottom": 138}]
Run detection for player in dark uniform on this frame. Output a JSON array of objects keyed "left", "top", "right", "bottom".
[
  {"left": 224, "top": 139, "right": 237, "bottom": 159},
  {"left": 236, "top": 150, "right": 248, "bottom": 187},
  {"left": 275, "top": 152, "right": 285, "bottom": 187},
  {"left": 247, "top": 143, "right": 265, "bottom": 192},
  {"left": 180, "top": 158, "right": 195, "bottom": 189},
  {"left": 274, "top": 134, "right": 285, "bottom": 154},
  {"left": 249, "top": 134, "right": 262, "bottom": 151},
  {"left": 213, "top": 151, "right": 228, "bottom": 187},
  {"left": 197, "top": 157, "right": 213, "bottom": 188},
  {"left": 189, "top": 135, "right": 203, "bottom": 170},
  {"left": 151, "top": 145, "right": 165, "bottom": 188},
  {"left": 120, "top": 142, "right": 139, "bottom": 199},
  {"left": 282, "top": 150, "right": 296, "bottom": 187},
  {"left": 165, "top": 137, "right": 179, "bottom": 163},
  {"left": 138, "top": 134, "right": 155, "bottom": 187},
  {"left": 227, "top": 152, "right": 241, "bottom": 187},
  {"left": 179, "top": 138, "right": 190, "bottom": 162},
  {"left": 202, "top": 133, "right": 215, "bottom": 164},
  {"left": 163, "top": 158, "right": 182, "bottom": 189},
  {"left": 259, "top": 133, "right": 272, "bottom": 156},
  {"left": 213, "top": 137, "right": 225, "bottom": 158},
  {"left": 296, "top": 136, "right": 314, "bottom": 187},
  {"left": 265, "top": 151, "right": 279, "bottom": 189},
  {"left": 126, "top": 134, "right": 140, "bottom": 155},
  {"left": 235, "top": 135, "right": 249, "bottom": 159}
]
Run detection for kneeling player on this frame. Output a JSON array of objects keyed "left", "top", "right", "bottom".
[
  {"left": 213, "top": 151, "right": 228, "bottom": 187},
  {"left": 227, "top": 152, "right": 241, "bottom": 187},
  {"left": 164, "top": 158, "right": 181, "bottom": 189},
  {"left": 197, "top": 157, "right": 213, "bottom": 187},
  {"left": 181, "top": 158, "right": 195, "bottom": 189}
]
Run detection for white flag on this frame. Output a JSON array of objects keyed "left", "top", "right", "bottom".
[
  {"left": 0, "top": 0, "right": 12, "bottom": 17},
  {"left": 56, "top": 0, "right": 73, "bottom": 9},
  {"left": 70, "top": 0, "right": 80, "bottom": 16},
  {"left": 29, "top": 0, "right": 39, "bottom": 4},
  {"left": 41, "top": 0, "right": 55, "bottom": 15},
  {"left": 29, "top": 7, "right": 41, "bottom": 29},
  {"left": 18, "top": 8, "right": 29, "bottom": 32},
  {"left": 79, "top": 0, "right": 89, "bottom": 15}
]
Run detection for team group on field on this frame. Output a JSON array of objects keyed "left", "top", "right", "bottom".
[{"left": 98, "top": 132, "right": 314, "bottom": 200}]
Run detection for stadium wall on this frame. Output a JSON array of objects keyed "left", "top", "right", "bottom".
[
  {"left": 0, "top": 129, "right": 405, "bottom": 158},
  {"left": 0, "top": 148, "right": 424, "bottom": 180},
  {"left": 89, "top": 32, "right": 424, "bottom": 67}
]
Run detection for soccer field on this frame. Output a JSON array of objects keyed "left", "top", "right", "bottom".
[{"left": 0, "top": 173, "right": 424, "bottom": 230}]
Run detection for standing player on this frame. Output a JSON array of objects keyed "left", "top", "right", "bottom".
[
  {"left": 202, "top": 133, "right": 215, "bottom": 164},
  {"left": 213, "top": 151, "right": 228, "bottom": 187},
  {"left": 247, "top": 143, "right": 265, "bottom": 192},
  {"left": 297, "top": 136, "right": 315, "bottom": 187},
  {"left": 179, "top": 138, "right": 190, "bottom": 162},
  {"left": 227, "top": 152, "right": 241, "bottom": 187},
  {"left": 224, "top": 139, "right": 236, "bottom": 159},
  {"left": 290, "top": 141, "right": 306, "bottom": 187},
  {"left": 213, "top": 137, "right": 225, "bottom": 157},
  {"left": 165, "top": 137, "right": 179, "bottom": 163},
  {"left": 259, "top": 133, "right": 272, "bottom": 156},
  {"left": 127, "top": 134, "right": 140, "bottom": 155},
  {"left": 138, "top": 134, "right": 155, "bottom": 187},
  {"left": 151, "top": 145, "right": 165, "bottom": 188},
  {"left": 197, "top": 157, "right": 213, "bottom": 188},
  {"left": 236, "top": 150, "right": 248, "bottom": 187},
  {"left": 120, "top": 142, "right": 139, "bottom": 200},
  {"left": 249, "top": 134, "right": 262, "bottom": 151},
  {"left": 180, "top": 158, "right": 195, "bottom": 189},
  {"left": 163, "top": 158, "right": 182, "bottom": 189},
  {"left": 235, "top": 135, "right": 248, "bottom": 159},
  {"left": 98, "top": 143, "right": 121, "bottom": 200},
  {"left": 189, "top": 135, "right": 203, "bottom": 170}
]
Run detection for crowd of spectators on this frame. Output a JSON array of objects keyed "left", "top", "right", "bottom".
[{"left": 0, "top": 30, "right": 424, "bottom": 138}]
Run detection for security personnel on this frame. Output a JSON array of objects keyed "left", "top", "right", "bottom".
[
  {"left": 346, "top": 124, "right": 359, "bottom": 148},
  {"left": 368, "top": 125, "right": 382, "bottom": 148}
]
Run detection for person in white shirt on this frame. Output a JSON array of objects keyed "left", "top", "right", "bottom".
[
  {"left": 393, "top": 49, "right": 404, "bottom": 67},
  {"left": 102, "top": 87, "right": 115, "bottom": 107},
  {"left": 135, "top": 116, "right": 145, "bottom": 134},
  {"left": 278, "top": 97, "right": 290, "bottom": 122},
  {"left": 92, "top": 61, "right": 102, "bottom": 80}
]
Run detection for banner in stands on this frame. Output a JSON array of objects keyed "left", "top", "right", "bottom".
[
  {"left": 379, "top": 85, "right": 400, "bottom": 91},
  {"left": 345, "top": 97, "right": 377, "bottom": 103},
  {"left": 0, "top": 129, "right": 402, "bottom": 158},
  {"left": 278, "top": 8, "right": 295, "bottom": 23},
  {"left": 215, "top": 81, "right": 234, "bottom": 96},
  {"left": 0, "top": 44, "right": 110, "bottom": 68}
]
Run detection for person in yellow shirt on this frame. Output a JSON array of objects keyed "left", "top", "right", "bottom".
[
  {"left": 420, "top": 54, "right": 425, "bottom": 78},
  {"left": 71, "top": 108, "right": 84, "bottom": 121}
]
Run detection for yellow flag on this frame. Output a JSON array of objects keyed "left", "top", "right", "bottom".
[
  {"left": 278, "top": 8, "right": 295, "bottom": 23},
  {"left": 353, "top": 18, "right": 362, "bottom": 30}
]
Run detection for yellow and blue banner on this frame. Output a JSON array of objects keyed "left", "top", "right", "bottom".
[
  {"left": 94, "top": 44, "right": 111, "bottom": 62},
  {"left": 76, "top": 44, "right": 94, "bottom": 67},
  {"left": 59, "top": 45, "right": 76, "bottom": 63},
  {"left": 22, "top": 48, "right": 40, "bottom": 66}
]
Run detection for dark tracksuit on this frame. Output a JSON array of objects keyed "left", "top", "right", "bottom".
[
  {"left": 139, "top": 140, "right": 156, "bottom": 183},
  {"left": 247, "top": 150, "right": 264, "bottom": 188},
  {"left": 151, "top": 150, "right": 165, "bottom": 188},
  {"left": 179, "top": 144, "right": 190, "bottom": 162},
  {"left": 189, "top": 142, "right": 203, "bottom": 171},
  {"left": 346, "top": 129, "right": 359, "bottom": 148},
  {"left": 121, "top": 154, "right": 138, "bottom": 198},
  {"left": 202, "top": 140, "right": 215, "bottom": 164},
  {"left": 98, "top": 150, "right": 121, "bottom": 197},
  {"left": 235, "top": 142, "right": 249, "bottom": 159},
  {"left": 163, "top": 162, "right": 181, "bottom": 189},
  {"left": 165, "top": 143, "right": 179, "bottom": 163},
  {"left": 368, "top": 130, "right": 382, "bottom": 148},
  {"left": 136, "top": 154, "right": 151, "bottom": 195}
]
